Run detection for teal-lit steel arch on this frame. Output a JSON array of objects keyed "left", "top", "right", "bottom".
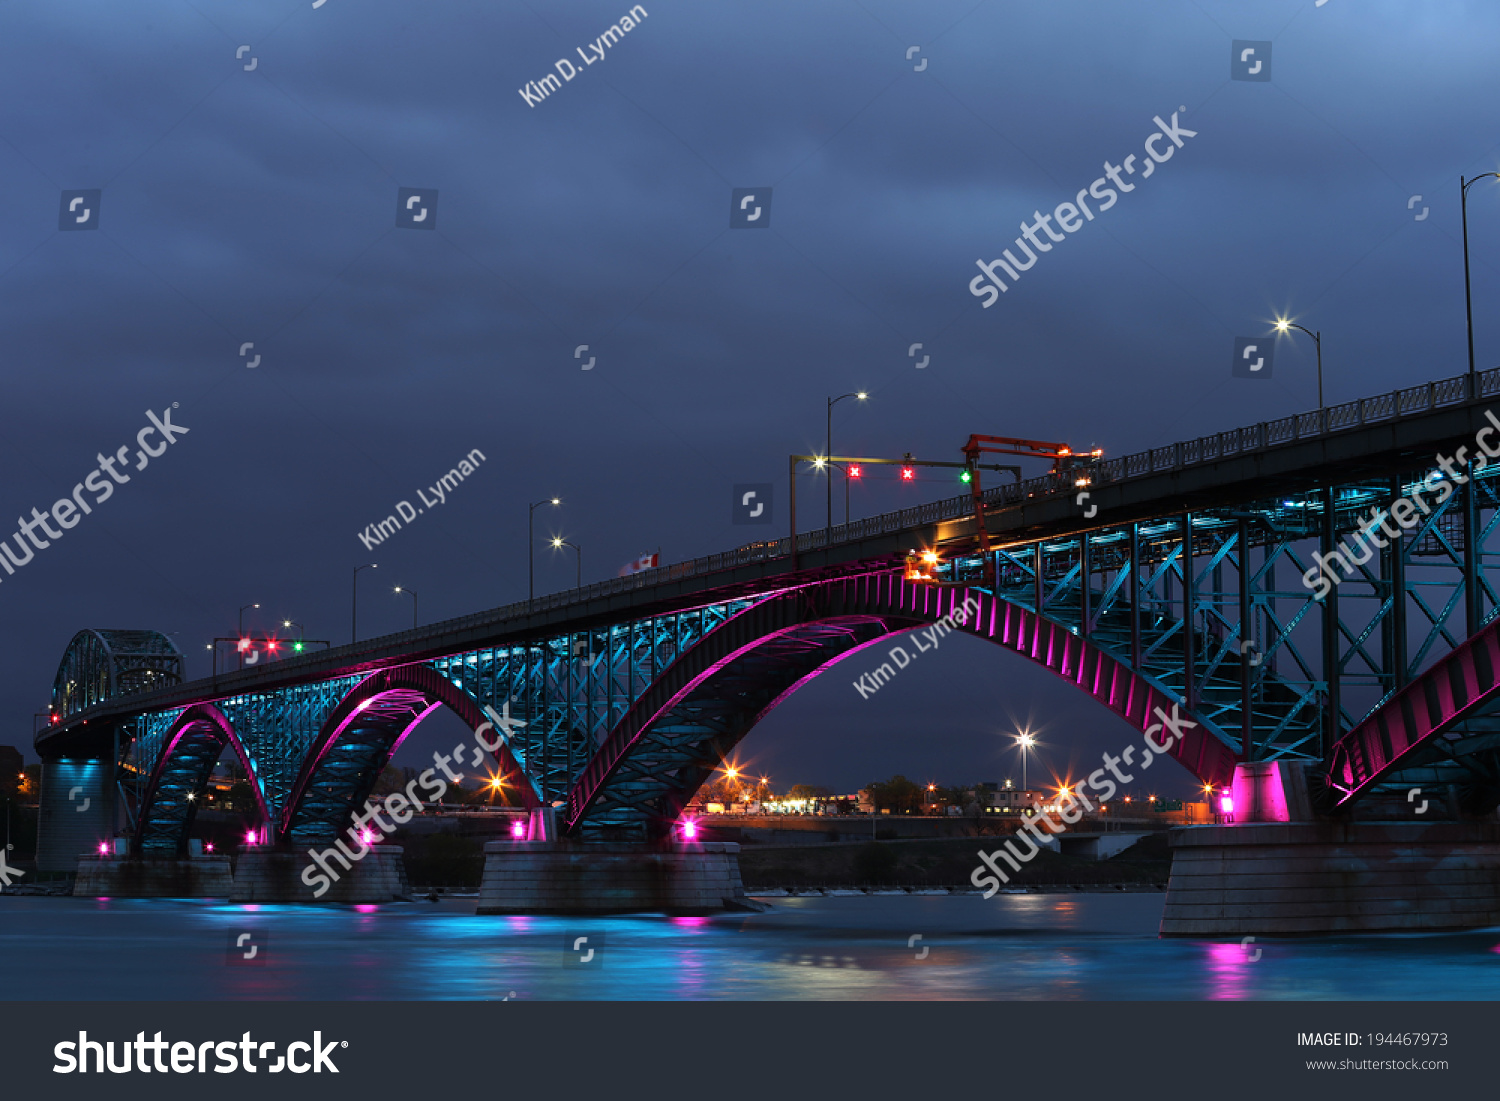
[
  {"left": 567, "top": 573, "right": 1244, "bottom": 839},
  {"left": 51, "top": 629, "right": 183, "bottom": 720},
  {"left": 117, "top": 600, "right": 762, "bottom": 854}
]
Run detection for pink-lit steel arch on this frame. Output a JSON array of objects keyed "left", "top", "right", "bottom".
[
  {"left": 278, "top": 664, "right": 540, "bottom": 844},
  {"left": 1327, "top": 615, "right": 1500, "bottom": 803},
  {"left": 133, "top": 702, "right": 270, "bottom": 853},
  {"left": 567, "top": 572, "right": 1238, "bottom": 834}
]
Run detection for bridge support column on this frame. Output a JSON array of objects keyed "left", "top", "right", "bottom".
[
  {"left": 34, "top": 757, "right": 113, "bottom": 873},
  {"left": 73, "top": 854, "right": 233, "bottom": 897},
  {"left": 1162, "top": 762, "right": 1500, "bottom": 935},
  {"left": 476, "top": 841, "right": 749, "bottom": 915}
]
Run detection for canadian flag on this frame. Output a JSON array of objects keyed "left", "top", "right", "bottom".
[{"left": 619, "top": 551, "right": 660, "bottom": 576}]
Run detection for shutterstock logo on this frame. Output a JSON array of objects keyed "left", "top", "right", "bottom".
[
  {"left": 396, "top": 187, "right": 438, "bottom": 229},
  {"left": 730, "top": 187, "right": 771, "bottom": 228},
  {"left": 1233, "top": 336, "right": 1273, "bottom": 379},
  {"left": 732, "top": 483, "right": 773, "bottom": 524}
]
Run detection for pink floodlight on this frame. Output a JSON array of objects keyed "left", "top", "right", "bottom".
[
  {"left": 1219, "top": 794, "right": 1234, "bottom": 814},
  {"left": 244, "top": 829, "right": 257, "bottom": 845},
  {"left": 97, "top": 842, "right": 109, "bottom": 855},
  {"left": 510, "top": 820, "right": 526, "bottom": 839},
  {"left": 682, "top": 819, "right": 699, "bottom": 841},
  {"left": 205, "top": 842, "right": 215, "bottom": 853},
  {"left": 359, "top": 828, "right": 376, "bottom": 845}
]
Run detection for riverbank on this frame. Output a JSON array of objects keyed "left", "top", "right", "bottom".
[{"left": 737, "top": 834, "right": 1170, "bottom": 891}]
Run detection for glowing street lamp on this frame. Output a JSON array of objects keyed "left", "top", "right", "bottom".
[
  {"left": 825, "top": 391, "right": 868, "bottom": 540},
  {"left": 529, "top": 497, "right": 561, "bottom": 605},
  {"left": 1015, "top": 730, "right": 1036, "bottom": 791},
  {"left": 1273, "top": 317, "right": 1323, "bottom": 409},
  {"left": 393, "top": 586, "right": 418, "bottom": 629},
  {"left": 551, "top": 538, "right": 581, "bottom": 589}
]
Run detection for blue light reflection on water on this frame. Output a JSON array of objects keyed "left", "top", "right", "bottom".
[{"left": 4, "top": 894, "right": 1500, "bottom": 1000}]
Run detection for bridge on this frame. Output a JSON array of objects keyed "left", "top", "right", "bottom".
[{"left": 34, "top": 366, "right": 1500, "bottom": 927}]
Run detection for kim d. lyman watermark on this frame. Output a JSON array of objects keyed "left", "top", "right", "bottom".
[
  {"left": 1302, "top": 409, "right": 1500, "bottom": 599},
  {"left": 0, "top": 406, "right": 188, "bottom": 587},
  {"left": 968, "top": 702, "right": 1198, "bottom": 897},
  {"left": 357, "top": 448, "right": 485, "bottom": 551},
  {"left": 300, "top": 702, "right": 526, "bottom": 897},
  {"left": 969, "top": 109, "right": 1198, "bottom": 307},
  {"left": 852, "top": 596, "right": 980, "bottom": 699},
  {"left": 518, "top": 5, "right": 648, "bottom": 107}
]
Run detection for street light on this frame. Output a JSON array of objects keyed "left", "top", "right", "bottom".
[
  {"left": 825, "top": 461, "right": 854, "bottom": 526},
  {"left": 238, "top": 603, "right": 259, "bottom": 669},
  {"left": 352, "top": 563, "right": 377, "bottom": 644},
  {"left": 1462, "top": 173, "right": 1500, "bottom": 396},
  {"left": 825, "top": 391, "right": 867, "bottom": 539},
  {"left": 1015, "top": 730, "right": 1036, "bottom": 791},
  {"left": 551, "top": 538, "right": 580, "bottom": 588},
  {"left": 529, "top": 497, "right": 561, "bottom": 606},
  {"left": 393, "top": 586, "right": 418, "bottom": 629},
  {"left": 1273, "top": 317, "right": 1323, "bottom": 409},
  {"left": 281, "top": 619, "right": 308, "bottom": 653}
]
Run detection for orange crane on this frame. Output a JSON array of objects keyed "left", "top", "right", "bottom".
[{"left": 960, "top": 434, "right": 1103, "bottom": 553}]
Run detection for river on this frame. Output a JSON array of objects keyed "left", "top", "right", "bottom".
[{"left": 3, "top": 892, "right": 1499, "bottom": 1000}]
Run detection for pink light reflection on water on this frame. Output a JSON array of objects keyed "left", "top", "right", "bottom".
[{"left": 1203, "top": 940, "right": 1256, "bottom": 1000}]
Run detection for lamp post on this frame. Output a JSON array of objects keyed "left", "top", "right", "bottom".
[
  {"left": 551, "top": 538, "right": 580, "bottom": 588},
  {"left": 1015, "top": 730, "right": 1035, "bottom": 793},
  {"left": 393, "top": 586, "right": 417, "bottom": 629},
  {"left": 825, "top": 392, "right": 866, "bottom": 541},
  {"left": 825, "top": 461, "right": 853, "bottom": 525},
  {"left": 529, "top": 497, "right": 561, "bottom": 606},
  {"left": 1462, "top": 173, "right": 1500, "bottom": 397},
  {"left": 352, "top": 563, "right": 377, "bottom": 644},
  {"left": 238, "top": 603, "right": 259, "bottom": 669},
  {"left": 1273, "top": 318, "right": 1323, "bottom": 409}
]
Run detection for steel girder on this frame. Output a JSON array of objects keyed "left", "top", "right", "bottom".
[
  {"left": 280, "top": 665, "right": 538, "bottom": 845},
  {"left": 568, "top": 575, "right": 1245, "bottom": 840},
  {"left": 51, "top": 629, "right": 183, "bottom": 720},
  {"left": 427, "top": 600, "right": 758, "bottom": 804},
  {"left": 115, "top": 605, "right": 762, "bottom": 852},
  {"left": 134, "top": 704, "right": 268, "bottom": 854}
]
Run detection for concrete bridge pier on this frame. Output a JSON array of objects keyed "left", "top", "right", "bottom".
[
  {"left": 34, "top": 756, "right": 114, "bottom": 872},
  {"left": 74, "top": 852, "right": 234, "bottom": 897},
  {"left": 477, "top": 840, "right": 749, "bottom": 915},
  {"left": 1161, "top": 761, "right": 1500, "bottom": 935}
]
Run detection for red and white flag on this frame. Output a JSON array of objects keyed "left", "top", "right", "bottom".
[{"left": 619, "top": 551, "right": 660, "bottom": 576}]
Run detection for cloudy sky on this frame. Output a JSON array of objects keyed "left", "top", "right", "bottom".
[{"left": 4, "top": 0, "right": 1499, "bottom": 798}]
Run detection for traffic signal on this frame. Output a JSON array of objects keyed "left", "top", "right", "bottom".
[
  {"left": 293, "top": 641, "right": 304, "bottom": 653},
  {"left": 959, "top": 468, "right": 972, "bottom": 484},
  {"left": 900, "top": 465, "right": 915, "bottom": 481},
  {"left": 848, "top": 464, "right": 862, "bottom": 479}
]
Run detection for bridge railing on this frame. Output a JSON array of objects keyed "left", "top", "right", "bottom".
[{"left": 423, "top": 365, "right": 1500, "bottom": 632}]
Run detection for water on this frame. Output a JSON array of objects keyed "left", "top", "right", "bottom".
[{"left": 4, "top": 893, "right": 1500, "bottom": 1000}]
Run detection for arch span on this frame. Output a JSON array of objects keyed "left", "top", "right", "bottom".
[
  {"left": 135, "top": 703, "right": 268, "bottom": 855},
  {"left": 279, "top": 664, "right": 539, "bottom": 846},
  {"left": 568, "top": 573, "right": 1239, "bottom": 838},
  {"left": 1327, "top": 614, "right": 1500, "bottom": 805}
]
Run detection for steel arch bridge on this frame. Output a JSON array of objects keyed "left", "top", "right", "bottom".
[{"left": 35, "top": 367, "right": 1500, "bottom": 864}]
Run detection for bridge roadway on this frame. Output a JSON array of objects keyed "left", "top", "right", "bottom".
[{"left": 43, "top": 365, "right": 1500, "bottom": 759}]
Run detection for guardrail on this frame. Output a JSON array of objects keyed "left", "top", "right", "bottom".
[{"left": 471, "top": 366, "right": 1500, "bottom": 624}]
